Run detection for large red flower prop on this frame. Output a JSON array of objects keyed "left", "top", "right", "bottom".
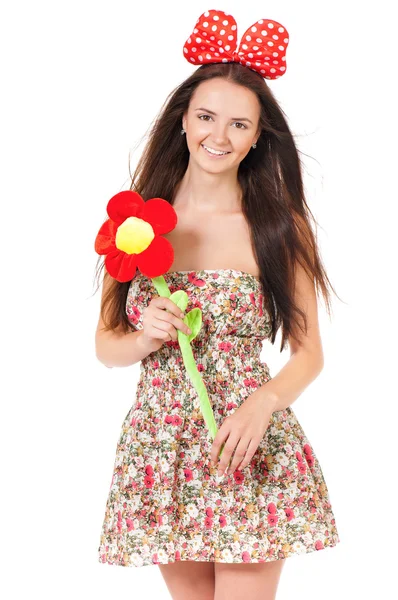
[{"left": 94, "top": 191, "right": 177, "bottom": 282}]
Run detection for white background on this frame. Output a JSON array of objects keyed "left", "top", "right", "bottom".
[{"left": 1, "top": 0, "right": 397, "bottom": 598}]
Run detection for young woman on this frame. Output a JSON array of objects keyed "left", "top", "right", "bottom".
[{"left": 95, "top": 13, "right": 340, "bottom": 600}]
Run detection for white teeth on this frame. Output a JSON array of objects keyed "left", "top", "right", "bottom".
[{"left": 202, "top": 144, "right": 229, "bottom": 155}]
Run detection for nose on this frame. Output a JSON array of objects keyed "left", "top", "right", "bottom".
[{"left": 210, "top": 122, "right": 230, "bottom": 146}]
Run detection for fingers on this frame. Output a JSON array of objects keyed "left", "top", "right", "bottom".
[
  {"left": 144, "top": 296, "right": 192, "bottom": 341},
  {"left": 226, "top": 438, "right": 255, "bottom": 475}
]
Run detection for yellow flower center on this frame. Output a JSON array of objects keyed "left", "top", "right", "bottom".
[{"left": 115, "top": 217, "right": 155, "bottom": 254}]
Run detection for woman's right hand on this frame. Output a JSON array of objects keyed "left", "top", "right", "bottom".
[{"left": 140, "top": 295, "right": 192, "bottom": 351}]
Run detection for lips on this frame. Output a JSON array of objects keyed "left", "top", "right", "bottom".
[{"left": 201, "top": 144, "right": 231, "bottom": 158}]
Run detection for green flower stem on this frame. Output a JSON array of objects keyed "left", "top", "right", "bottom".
[{"left": 151, "top": 274, "right": 221, "bottom": 448}]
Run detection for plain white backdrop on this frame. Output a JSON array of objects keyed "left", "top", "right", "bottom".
[{"left": 1, "top": 0, "right": 397, "bottom": 598}]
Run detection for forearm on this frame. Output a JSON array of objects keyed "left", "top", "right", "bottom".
[
  {"left": 95, "top": 328, "right": 157, "bottom": 368},
  {"left": 259, "top": 350, "right": 324, "bottom": 412}
]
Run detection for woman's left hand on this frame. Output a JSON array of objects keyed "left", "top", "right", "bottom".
[{"left": 210, "top": 389, "right": 276, "bottom": 476}]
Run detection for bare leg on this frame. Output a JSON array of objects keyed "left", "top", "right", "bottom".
[
  {"left": 214, "top": 558, "right": 286, "bottom": 600},
  {"left": 158, "top": 560, "right": 216, "bottom": 600}
]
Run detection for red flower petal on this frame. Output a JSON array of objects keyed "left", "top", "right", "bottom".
[
  {"left": 105, "top": 249, "right": 139, "bottom": 282},
  {"left": 142, "top": 198, "right": 178, "bottom": 235},
  {"left": 137, "top": 235, "right": 174, "bottom": 278},
  {"left": 107, "top": 191, "right": 145, "bottom": 225},
  {"left": 94, "top": 219, "right": 118, "bottom": 254}
]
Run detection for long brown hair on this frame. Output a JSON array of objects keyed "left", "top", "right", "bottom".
[{"left": 94, "top": 62, "right": 341, "bottom": 351}]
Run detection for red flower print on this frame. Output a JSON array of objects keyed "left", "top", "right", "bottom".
[
  {"left": 303, "top": 443, "right": 313, "bottom": 457},
  {"left": 242, "top": 551, "right": 251, "bottom": 563},
  {"left": 152, "top": 377, "right": 162, "bottom": 386},
  {"left": 128, "top": 306, "right": 141, "bottom": 326},
  {"left": 164, "top": 415, "right": 174, "bottom": 424},
  {"left": 144, "top": 475, "right": 154, "bottom": 488},
  {"left": 267, "top": 514, "right": 279, "bottom": 526},
  {"left": 183, "top": 468, "right": 193, "bottom": 482},
  {"left": 95, "top": 191, "right": 177, "bottom": 281},
  {"left": 197, "top": 363, "right": 205, "bottom": 372},
  {"left": 267, "top": 502, "right": 277, "bottom": 515},
  {"left": 145, "top": 464, "right": 154, "bottom": 476},
  {"left": 315, "top": 540, "right": 324, "bottom": 550},
  {"left": 296, "top": 451, "right": 303, "bottom": 462},
  {"left": 218, "top": 341, "right": 233, "bottom": 352},
  {"left": 206, "top": 507, "right": 214, "bottom": 518},
  {"left": 204, "top": 517, "right": 213, "bottom": 529},
  {"left": 298, "top": 461, "right": 307, "bottom": 475},
  {"left": 219, "top": 515, "right": 227, "bottom": 527},
  {"left": 306, "top": 454, "right": 315, "bottom": 468},
  {"left": 233, "top": 471, "right": 245, "bottom": 484},
  {"left": 175, "top": 551, "right": 181, "bottom": 561},
  {"left": 172, "top": 414, "right": 183, "bottom": 426},
  {"left": 285, "top": 508, "right": 295, "bottom": 521},
  {"left": 244, "top": 365, "right": 253, "bottom": 372},
  {"left": 152, "top": 553, "right": 159, "bottom": 564},
  {"left": 126, "top": 518, "right": 134, "bottom": 531}
]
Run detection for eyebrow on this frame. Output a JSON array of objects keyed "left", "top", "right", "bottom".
[{"left": 194, "top": 107, "right": 253, "bottom": 125}]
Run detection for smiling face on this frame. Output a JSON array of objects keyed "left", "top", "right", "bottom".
[{"left": 182, "top": 77, "right": 261, "bottom": 172}]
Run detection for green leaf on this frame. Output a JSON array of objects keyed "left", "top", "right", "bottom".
[
  {"left": 184, "top": 308, "right": 202, "bottom": 342},
  {"left": 169, "top": 290, "right": 189, "bottom": 312}
]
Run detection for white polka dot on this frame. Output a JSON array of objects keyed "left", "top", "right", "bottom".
[
  {"left": 282, "top": 56, "right": 286, "bottom": 61},
  {"left": 272, "top": 52, "right": 278, "bottom": 57},
  {"left": 213, "top": 15, "right": 219, "bottom": 20},
  {"left": 256, "top": 38, "right": 262, "bottom": 43},
  {"left": 272, "top": 60, "right": 278, "bottom": 64},
  {"left": 225, "top": 45, "right": 230, "bottom": 51},
  {"left": 284, "top": 38, "right": 289, "bottom": 43},
  {"left": 261, "top": 30, "right": 267, "bottom": 36},
  {"left": 212, "top": 25, "right": 217, "bottom": 31},
  {"left": 192, "top": 47, "right": 196, "bottom": 52},
  {"left": 190, "top": 57, "right": 195, "bottom": 62},
  {"left": 204, "top": 11, "right": 209, "bottom": 16},
  {"left": 223, "top": 20, "right": 228, "bottom": 25},
  {"left": 272, "top": 35, "right": 279, "bottom": 40},
  {"left": 218, "top": 40, "right": 222, "bottom": 46},
  {"left": 251, "top": 26, "right": 257, "bottom": 32},
  {"left": 245, "top": 61, "right": 251, "bottom": 66},
  {"left": 219, "top": 48, "right": 224, "bottom": 53},
  {"left": 184, "top": 48, "right": 188, "bottom": 53},
  {"left": 193, "top": 28, "right": 198, "bottom": 33},
  {"left": 203, "top": 22, "right": 208, "bottom": 27},
  {"left": 203, "top": 32, "right": 207, "bottom": 37},
  {"left": 278, "top": 27, "right": 284, "bottom": 32},
  {"left": 268, "top": 23, "right": 274, "bottom": 28},
  {"left": 270, "top": 68, "right": 276, "bottom": 72},
  {"left": 200, "top": 46, "right": 205, "bottom": 50},
  {"left": 196, "top": 37, "right": 201, "bottom": 43},
  {"left": 210, "top": 36, "right": 215, "bottom": 40},
  {"left": 228, "top": 35, "right": 234, "bottom": 40},
  {"left": 253, "top": 46, "right": 259, "bottom": 50},
  {"left": 267, "top": 41, "right": 274, "bottom": 46},
  {"left": 257, "top": 51, "right": 262, "bottom": 55},
  {"left": 231, "top": 24, "right": 236, "bottom": 30},
  {"left": 220, "top": 29, "right": 225, "bottom": 35},
  {"left": 280, "top": 66, "right": 286, "bottom": 71},
  {"left": 222, "top": 58, "right": 228, "bottom": 62},
  {"left": 258, "top": 19, "right": 264, "bottom": 24},
  {"left": 206, "top": 54, "right": 211, "bottom": 59},
  {"left": 260, "top": 69, "right": 265, "bottom": 73},
  {"left": 246, "top": 35, "right": 252, "bottom": 41},
  {"left": 215, "top": 52, "right": 219, "bottom": 56},
  {"left": 255, "top": 61, "right": 261, "bottom": 66},
  {"left": 188, "top": 37, "right": 191, "bottom": 43},
  {"left": 238, "top": 51, "right": 244, "bottom": 56},
  {"left": 278, "top": 45, "right": 284, "bottom": 51},
  {"left": 242, "top": 44, "right": 248, "bottom": 49},
  {"left": 198, "top": 55, "right": 203, "bottom": 61}
]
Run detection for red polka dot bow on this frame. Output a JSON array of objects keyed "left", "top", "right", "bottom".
[{"left": 183, "top": 9, "right": 289, "bottom": 80}]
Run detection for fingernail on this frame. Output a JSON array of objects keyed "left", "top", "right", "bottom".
[
  {"left": 187, "top": 329, "right": 192, "bottom": 334},
  {"left": 180, "top": 313, "right": 184, "bottom": 318}
]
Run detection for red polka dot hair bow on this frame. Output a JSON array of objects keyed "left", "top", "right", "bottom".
[{"left": 183, "top": 9, "right": 289, "bottom": 80}]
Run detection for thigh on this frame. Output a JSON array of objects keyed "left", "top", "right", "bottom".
[
  {"left": 214, "top": 558, "right": 286, "bottom": 600},
  {"left": 158, "top": 560, "right": 215, "bottom": 600}
]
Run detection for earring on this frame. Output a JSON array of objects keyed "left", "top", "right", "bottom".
[
  {"left": 252, "top": 142, "right": 257, "bottom": 149},
  {"left": 181, "top": 128, "right": 186, "bottom": 135}
]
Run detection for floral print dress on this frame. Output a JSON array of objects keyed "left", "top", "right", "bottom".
[{"left": 98, "top": 269, "right": 340, "bottom": 568}]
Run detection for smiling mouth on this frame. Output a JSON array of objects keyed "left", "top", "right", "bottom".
[{"left": 201, "top": 144, "right": 231, "bottom": 157}]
